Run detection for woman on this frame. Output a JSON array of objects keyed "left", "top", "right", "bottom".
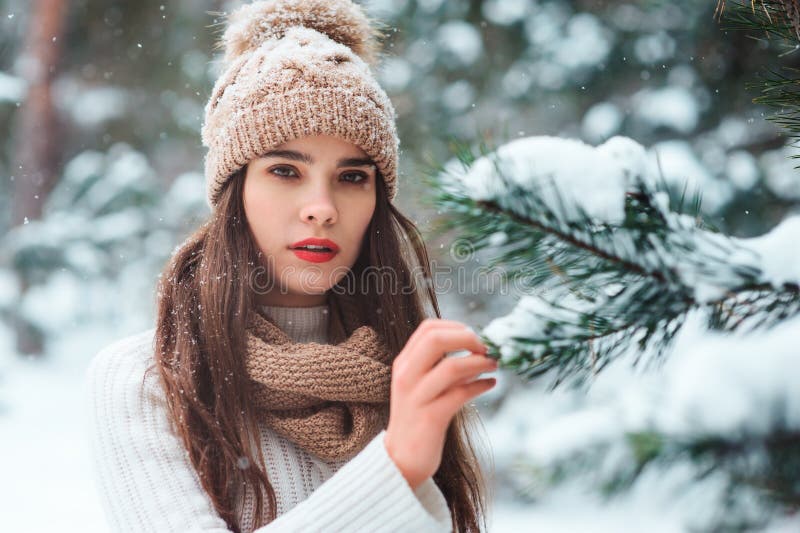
[{"left": 85, "top": 1, "right": 497, "bottom": 532}]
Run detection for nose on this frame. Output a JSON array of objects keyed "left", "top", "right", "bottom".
[{"left": 299, "top": 188, "right": 338, "bottom": 226}]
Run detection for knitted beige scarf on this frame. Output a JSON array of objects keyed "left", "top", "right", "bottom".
[{"left": 243, "top": 293, "right": 393, "bottom": 461}]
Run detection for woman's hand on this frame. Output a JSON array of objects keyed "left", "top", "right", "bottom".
[{"left": 383, "top": 318, "right": 498, "bottom": 490}]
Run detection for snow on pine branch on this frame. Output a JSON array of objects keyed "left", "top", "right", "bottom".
[
  {"left": 430, "top": 135, "right": 800, "bottom": 383},
  {"left": 485, "top": 308, "right": 800, "bottom": 531}
]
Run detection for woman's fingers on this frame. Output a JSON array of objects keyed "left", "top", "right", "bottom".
[
  {"left": 448, "top": 360, "right": 500, "bottom": 389},
  {"left": 428, "top": 377, "right": 497, "bottom": 421},
  {"left": 384, "top": 318, "right": 496, "bottom": 489},
  {"left": 393, "top": 327, "right": 487, "bottom": 387},
  {"left": 414, "top": 354, "right": 497, "bottom": 404},
  {"left": 400, "top": 319, "right": 472, "bottom": 361}
]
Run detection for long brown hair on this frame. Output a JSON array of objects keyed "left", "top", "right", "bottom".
[{"left": 147, "top": 164, "right": 494, "bottom": 531}]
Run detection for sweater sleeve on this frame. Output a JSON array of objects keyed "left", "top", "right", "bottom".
[
  {"left": 85, "top": 333, "right": 232, "bottom": 533},
  {"left": 262, "top": 429, "right": 452, "bottom": 532},
  {"left": 85, "top": 333, "right": 453, "bottom": 533}
]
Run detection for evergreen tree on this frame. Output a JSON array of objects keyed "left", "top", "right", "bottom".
[{"left": 427, "top": 1, "right": 800, "bottom": 530}]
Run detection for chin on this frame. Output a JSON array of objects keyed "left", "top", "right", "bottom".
[{"left": 291, "top": 277, "right": 333, "bottom": 295}]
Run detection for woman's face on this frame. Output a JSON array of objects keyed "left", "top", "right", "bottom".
[{"left": 243, "top": 134, "right": 377, "bottom": 307}]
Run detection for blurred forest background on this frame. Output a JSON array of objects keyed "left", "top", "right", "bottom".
[{"left": 1, "top": 0, "right": 798, "bottom": 530}]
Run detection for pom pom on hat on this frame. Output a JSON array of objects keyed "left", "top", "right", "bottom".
[{"left": 218, "top": 0, "right": 383, "bottom": 67}]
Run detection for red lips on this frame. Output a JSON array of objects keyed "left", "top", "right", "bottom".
[
  {"left": 289, "top": 238, "right": 340, "bottom": 252},
  {"left": 289, "top": 238, "right": 340, "bottom": 263}
]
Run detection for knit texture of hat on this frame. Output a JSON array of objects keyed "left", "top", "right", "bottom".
[{"left": 201, "top": 0, "right": 400, "bottom": 209}]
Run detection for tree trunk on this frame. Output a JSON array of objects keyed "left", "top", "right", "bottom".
[{"left": 12, "top": 0, "right": 68, "bottom": 356}]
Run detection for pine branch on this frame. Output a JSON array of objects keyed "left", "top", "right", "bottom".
[
  {"left": 747, "top": 67, "right": 800, "bottom": 147},
  {"left": 525, "top": 426, "right": 800, "bottom": 530},
  {"left": 430, "top": 138, "right": 800, "bottom": 384},
  {"left": 717, "top": 2, "right": 800, "bottom": 149},
  {"left": 716, "top": 0, "right": 800, "bottom": 42}
]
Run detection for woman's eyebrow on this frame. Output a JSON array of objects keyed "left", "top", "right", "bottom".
[
  {"left": 261, "top": 149, "right": 376, "bottom": 169},
  {"left": 337, "top": 157, "right": 376, "bottom": 169}
]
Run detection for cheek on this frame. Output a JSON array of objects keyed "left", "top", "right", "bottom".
[
  {"left": 243, "top": 180, "right": 284, "bottom": 253},
  {"left": 344, "top": 198, "right": 375, "bottom": 255}
]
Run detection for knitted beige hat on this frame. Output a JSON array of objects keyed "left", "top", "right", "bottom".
[{"left": 201, "top": 0, "right": 400, "bottom": 209}]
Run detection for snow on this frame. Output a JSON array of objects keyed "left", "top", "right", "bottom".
[
  {"left": 162, "top": 171, "right": 209, "bottom": 222},
  {"left": 489, "top": 493, "right": 687, "bottom": 533},
  {"left": 63, "top": 240, "right": 106, "bottom": 276},
  {"left": 18, "top": 270, "right": 85, "bottom": 333},
  {"left": 0, "top": 268, "right": 19, "bottom": 308},
  {"left": 0, "top": 70, "right": 27, "bottom": 103},
  {"left": 481, "top": 0, "right": 533, "bottom": 26},
  {"left": 483, "top": 307, "right": 800, "bottom": 530},
  {"left": 444, "top": 133, "right": 799, "bottom": 529},
  {"left": 62, "top": 150, "right": 106, "bottom": 192},
  {"left": 725, "top": 149, "right": 760, "bottom": 190},
  {"left": 84, "top": 144, "right": 158, "bottom": 211},
  {"left": 519, "top": 7, "right": 611, "bottom": 89},
  {"left": 52, "top": 77, "right": 128, "bottom": 128},
  {"left": 92, "top": 208, "right": 149, "bottom": 244},
  {"left": 716, "top": 116, "right": 750, "bottom": 146},
  {"left": 553, "top": 14, "right": 612, "bottom": 71},
  {"left": 487, "top": 231, "right": 508, "bottom": 247},
  {"left": 531, "top": 60, "right": 567, "bottom": 90},
  {"left": 441, "top": 80, "right": 476, "bottom": 113},
  {"left": 436, "top": 21, "right": 483, "bottom": 66},
  {"left": 735, "top": 215, "right": 800, "bottom": 286},
  {"left": 759, "top": 144, "right": 800, "bottom": 201},
  {"left": 657, "top": 313, "right": 800, "bottom": 436},
  {"left": 377, "top": 57, "right": 413, "bottom": 92},
  {"left": 608, "top": 3, "right": 644, "bottom": 31},
  {"left": 41, "top": 144, "right": 159, "bottom": 225},
  {"left": 0, "top": 351, "right": 108, "bottom": 531},
  {"left": 666, "top": 64, "right": 698, "bottom": 89},
  {"left": 501, "top": 60, "right": 534, "bottom": 98},
  {"left": 633, "top": 31, "right": 676, "bottom": 64},
  {"left": 524, "top": 406, "right": 623, "bottom": 464},
  {"left": 632, "top": 86, "right": 699, "bottom": 134},
  {"left": 444, "top": 127, "right": 775, "bottom": 231},
  {"left": 481, "top": 289, "right": 610, "bottom": 364},
  {"left": 649, "top": 140, "right": 733, "bottom": 213},
  {"left": 524, "top": 2, "right": 570, "bottom": 46},
  {"left": 581, "top": 102, "right": 623, "bottom": 143},
  {"left": 171, "top": 96, "right": 204, "bottom": 132},
  {"left": 0, "top": 296, "right": 152, "bottom": 532},
  {"left": 180, "top": 49, "right": 209, "bottom": 81},
  {"left": 443, "top": 135, "right": 650, "bottom": 225},
  {"left": 405, "top": 38, "right": 437, "bottom": 71},
  {"left": 482, "top": 296, "right": 551, "bottom": 353},
  {"left": 441, "top": 133, "right": 752, "bottom": 224},
  {"left": 442, "top": 133, "right": 794, "bottom": 305}
]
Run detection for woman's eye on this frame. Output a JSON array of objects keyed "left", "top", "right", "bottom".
[
  {"left": 271, "top": 166, "right": 297, "bottom": 179},
  {"left": 341, "top": 172, "right": 367, "bottom": 184},
  {"left": 269, "top": 166, "right": 367, "bottom": 184}
]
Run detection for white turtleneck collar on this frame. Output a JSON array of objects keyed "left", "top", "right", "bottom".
[{"left": 259, "top": 303, "right": 329, "bottom": 344}]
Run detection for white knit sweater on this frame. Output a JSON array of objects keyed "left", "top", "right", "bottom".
[{"left": 84, "top": 304, "right": 453, "bottom": 532}]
